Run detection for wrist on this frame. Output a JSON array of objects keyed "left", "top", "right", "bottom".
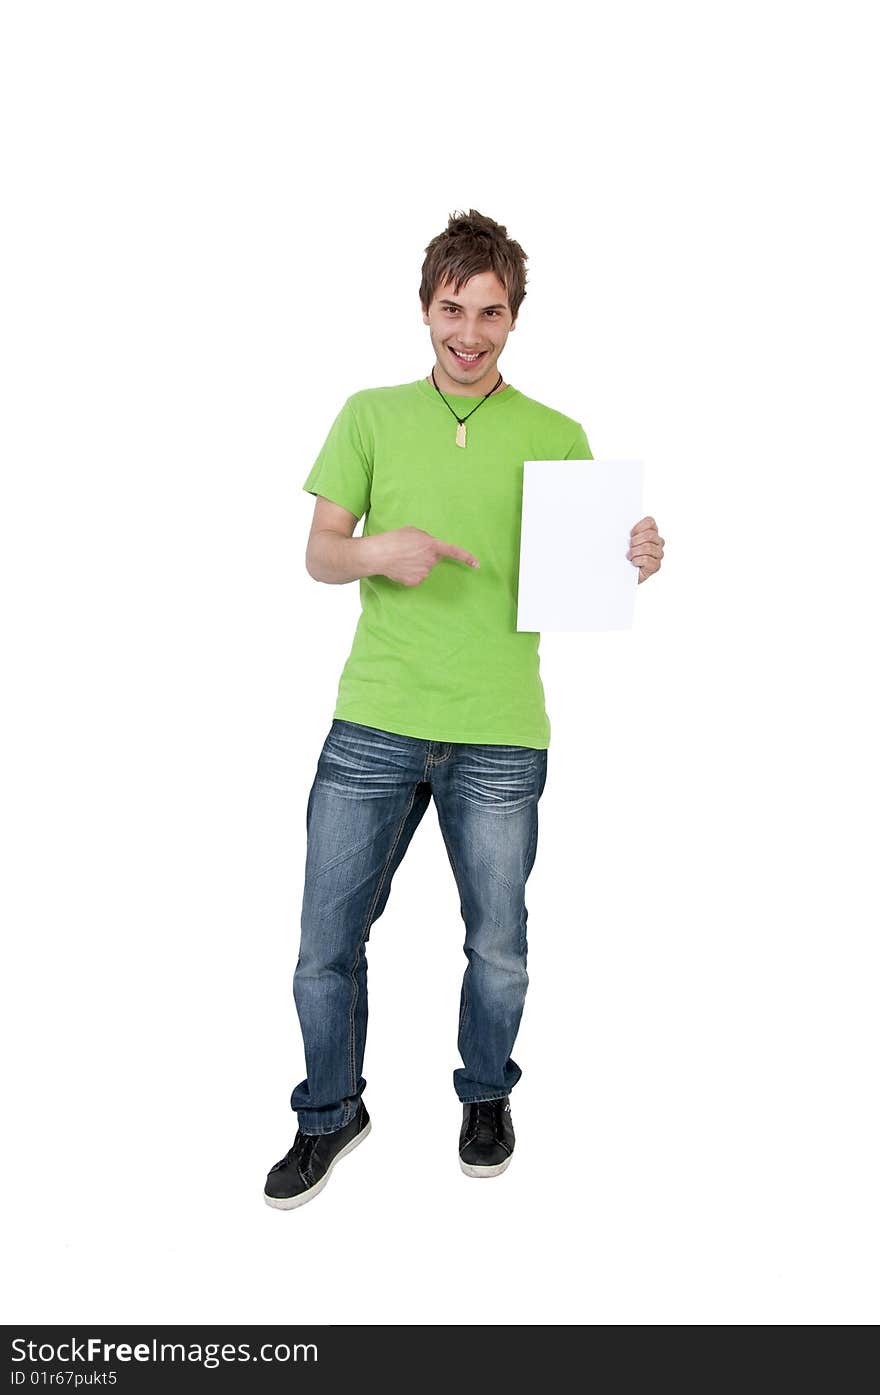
[{"left": 358, "top": 531, "right": 388, "bottom": 578}]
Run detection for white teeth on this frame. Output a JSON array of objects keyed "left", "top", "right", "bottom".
[{"left": 452, "top": 349, "right": 483, "bottom": 360}]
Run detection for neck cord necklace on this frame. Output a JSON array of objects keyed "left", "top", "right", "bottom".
[{"left": 430, "top": 366, "right": 504, "bottom": 448}]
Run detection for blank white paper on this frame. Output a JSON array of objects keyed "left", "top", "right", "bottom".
[{"left": 516, "top": 460, "right": 644, "bottom": 632}]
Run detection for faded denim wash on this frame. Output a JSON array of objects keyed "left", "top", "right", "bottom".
[{"left": 290, "top": 719, "right": 548, "bottom": 1134}]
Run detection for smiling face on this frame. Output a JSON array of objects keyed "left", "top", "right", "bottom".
[{"left": 421, "top": 269, "right": 517, "bottom": 394}]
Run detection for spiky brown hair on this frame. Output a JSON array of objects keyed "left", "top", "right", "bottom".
[{"left": 419, "top": 209, "right": 528, "bottom": 321}]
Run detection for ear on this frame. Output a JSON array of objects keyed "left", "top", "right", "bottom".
[{"left": 420, "top": 300, "right": 431, "bottom": 325}]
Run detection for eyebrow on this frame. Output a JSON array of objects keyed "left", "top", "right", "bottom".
[{"left": 438, "top": 298, "right": 508, "bottom": 311}]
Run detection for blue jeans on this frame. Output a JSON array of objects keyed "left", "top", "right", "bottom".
[{"left": 290, "top": 719, "right": 549, "bottom": 1134}]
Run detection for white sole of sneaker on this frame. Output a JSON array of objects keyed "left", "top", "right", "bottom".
[
  {"left": 264, "top": 1119, "right": 371, "bottom": 1211},
  {"left": 459, "top": 1154, "right": 512, "bottom": 1178}
]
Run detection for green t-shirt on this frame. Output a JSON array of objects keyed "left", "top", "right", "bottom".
[{"left": 302, "top": 377, "right": 592, "bottom": 748}]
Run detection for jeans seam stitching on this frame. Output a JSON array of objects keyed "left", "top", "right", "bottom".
[{"left": 436, "top": 818, "right": 471, "bottom": 1043}]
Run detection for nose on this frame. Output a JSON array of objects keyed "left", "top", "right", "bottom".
[{"left": 459, "top": 324, "right": 486, "bottom": 347}]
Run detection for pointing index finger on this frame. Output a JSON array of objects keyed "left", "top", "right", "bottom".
[{"left": 434, "top": 539, "right": 480, "bottom": 568}]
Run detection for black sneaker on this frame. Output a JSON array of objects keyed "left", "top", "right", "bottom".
[
  {"left": 264, "top": 1101, "right": 370, "bottom": 1210},
  {"left": 459, "top": 1098, "right": 515, "bottom": 1177}
]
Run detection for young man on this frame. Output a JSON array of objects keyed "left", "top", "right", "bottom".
[{"left": 264, "top": 210, "right": 665, "bottom": 1210}]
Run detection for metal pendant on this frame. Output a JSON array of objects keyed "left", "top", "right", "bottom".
[{"left": 455, "top": 421, "right": 467, "bottom": 448}]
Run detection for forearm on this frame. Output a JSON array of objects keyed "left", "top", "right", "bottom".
[{"left": 306, "top": 529, "right": 389, "bottom": 585}]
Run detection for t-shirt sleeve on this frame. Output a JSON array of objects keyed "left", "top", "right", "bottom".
[
  {"left": 302, "top": 396, "right": 372, "bottom": 521},
  {"left": 564, "top": 421, "right": 594, "bottom": 460}
]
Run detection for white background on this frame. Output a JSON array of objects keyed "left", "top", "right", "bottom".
[{"left": 2, "top": 0, "right": 878, "bottom": 1326}]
